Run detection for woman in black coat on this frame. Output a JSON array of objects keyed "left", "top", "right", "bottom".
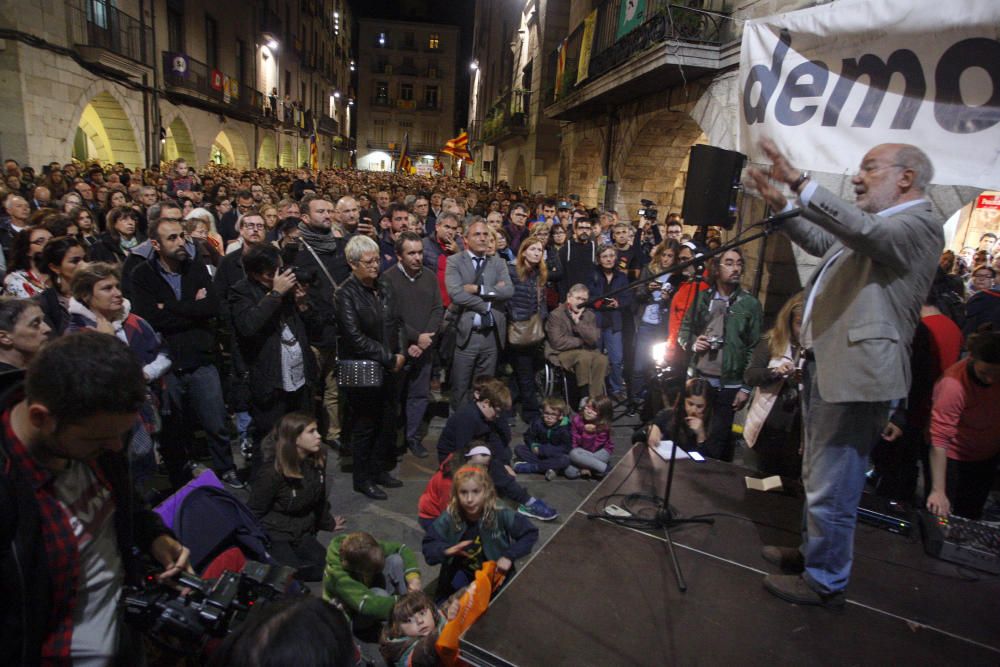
[
  {"left": 230, "top": 244, "right": 318, "bottom": 460},
  {"left": 247, "top": 412, "right": 344, "bottom": 582},
  {"left": 87, "top": 206, "right": 144, "bottom": 265},
  {"left": 335, "top": 234, "right": 404, "bottom": 500}
]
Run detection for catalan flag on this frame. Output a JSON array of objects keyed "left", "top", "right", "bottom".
[
  {"left": 309, "top": 120, "right": 319, "bottom": 171},
  {"left": 398, "top": 132, "right": 412, "bottom": 173},
  {"left": 442, "top": 130, "right": 471, "bottom": 160}
]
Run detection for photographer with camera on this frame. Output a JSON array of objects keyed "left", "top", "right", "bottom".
[
  {"left": 0, "top": 332, "right": 191, "bottom": 665},
  {"left": 230, "top": 244, "right": 319, "bottom": 462},
  {"left": 677, "top": 248, "right": 762, "bottom": 462}
]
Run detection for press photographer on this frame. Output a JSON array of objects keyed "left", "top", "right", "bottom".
[{"left": 0, "top": 332, "right": 191, "bottom": 664}]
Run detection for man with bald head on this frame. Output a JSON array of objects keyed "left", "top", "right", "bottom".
[
  {"left": 747, "top": 141, "right": 942, "bottom": 608},
  {"left": 29, "top": 186, "right": 51, "bottom": 211}
]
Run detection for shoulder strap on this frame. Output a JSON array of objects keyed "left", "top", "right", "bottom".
[{"left": 300, "top": 238, "right": 338, "bottom": 290}]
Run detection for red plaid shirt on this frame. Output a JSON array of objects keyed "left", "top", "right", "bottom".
[{"left": 4, "top": 409, "right": 112, "bottom": 662}]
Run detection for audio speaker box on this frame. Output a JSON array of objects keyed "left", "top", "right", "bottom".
[{"left": 681, "top": 144, "right": 746, "bottom": 229}]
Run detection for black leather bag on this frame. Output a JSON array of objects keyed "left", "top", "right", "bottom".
[{"left": 336, "top": 359, "right": 383, "bottom": 388}]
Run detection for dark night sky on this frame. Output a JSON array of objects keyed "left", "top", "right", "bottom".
[{"left": 350, "top": 0, "right": 475, "bottom": 129}]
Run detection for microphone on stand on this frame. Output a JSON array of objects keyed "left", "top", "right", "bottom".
[{"left": 762, "top": 207, "right": 803, "bottom": 224}]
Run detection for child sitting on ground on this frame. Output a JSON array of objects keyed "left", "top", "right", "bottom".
[
  {"left": 419, "top": 441, "right": 493, "bottom": 530},
  {"left": 513, "top": 397, "right": 572, "bottom": 480},
  {"left": 566, "top": 395, "right": 614, "bottom": 479},
  {"left": 422, "top": 466, "right": 539, "bottom": 602},
  {"left": 437, "top": 377, "right": 558, "bottom": 521},
  {"left": 322, "top": 531, "right": 423, "bottom": 640},
  {"left": 379, "top": 591, "right": 457, "bottom": 666}
]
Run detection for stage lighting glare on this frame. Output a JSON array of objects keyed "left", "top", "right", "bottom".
[{"left": 651, "top": 341, "right": 668, "bottom": 366}]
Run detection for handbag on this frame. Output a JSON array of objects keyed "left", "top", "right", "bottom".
[
  {"left": 336, "top": 359, "right": 383, "bottom": 388},
  {"left": 507, "top": 313, "right": 544, "bottom": 347}
]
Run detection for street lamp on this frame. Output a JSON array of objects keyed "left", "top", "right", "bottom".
[{"left": 470, "top": 60, "right": 479, "bottom": 71}]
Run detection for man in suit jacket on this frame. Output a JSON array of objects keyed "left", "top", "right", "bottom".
[
  {"left": 445, "top": 220, "right": 514, "bottom": 411},
  {"left": 748, "top": 139, "right": 942, "bottom": 607}
]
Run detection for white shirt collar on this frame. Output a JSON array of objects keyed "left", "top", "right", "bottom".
[{"left": 877, "top": 198, "right": 928, "bottom": 218}]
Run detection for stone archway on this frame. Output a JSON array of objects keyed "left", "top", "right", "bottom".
[
  {"left": 211, "top": 129, "right": 250, "bottom": 168},
  {"left": 614, "top": 110, "right": 706, "bottom": 220},
  {"left": 258, "top": 133, "right": 277, "bottom": 168},
  {"left": 567, "top": 137, "right": 602, "bottom": 207},
  {"left": 73, "top": 91, "right": 143, "bottom": 167},
  {"left": 164, "top": 115, "right": 197, "bottom": 166}
]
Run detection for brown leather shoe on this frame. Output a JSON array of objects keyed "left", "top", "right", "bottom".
[
  {"left": 763, "top": 574, "right": 845, "bottom": 608},
  {"left": 761, "top": 545, "right": 805, "bottom": 573}
]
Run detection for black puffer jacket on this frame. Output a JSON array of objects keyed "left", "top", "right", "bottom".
[{"left": 335, "top": 274, "right": 398, "bottom": 368}]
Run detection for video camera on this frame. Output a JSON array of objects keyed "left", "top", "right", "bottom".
[
  {"left": 637, "top": 199, "right": 658, "bottom": 221},
  {"left": 122, "top": 561, "right": 297, "bottom": 655}
]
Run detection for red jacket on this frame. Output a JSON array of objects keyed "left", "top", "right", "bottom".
[{"left": 418, "top": 454, "right": 454, "bottom": 520}]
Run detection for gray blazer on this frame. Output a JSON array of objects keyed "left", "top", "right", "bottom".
[
  {"left": 782, "top": 185, "right": 943, "bottom": 404},
  {"left": 445, "top": 252, "right": 515, "bottom": 348}
]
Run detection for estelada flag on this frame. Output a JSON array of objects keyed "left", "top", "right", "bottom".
[
  {"left": 398, "top": 132, "right": 412, "bottom": 173},
  {"left": 442, "top": 130, "right": 470, "bottom": 160}
]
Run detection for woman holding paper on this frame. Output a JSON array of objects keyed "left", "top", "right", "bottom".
[{"left": 646, "top": 377, "right": 713, "bottom": 454}]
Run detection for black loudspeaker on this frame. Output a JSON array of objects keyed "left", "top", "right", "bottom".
[{"left": 681, "top": 144, "right": 746, "bottom": 229}]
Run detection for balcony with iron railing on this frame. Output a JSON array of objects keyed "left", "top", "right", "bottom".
[
  {"left": 66, "top": 0, "right": 153, "bottom": 68},
  {"left": 161, "top": 52, "right": 275, "bottom": 125},
  {"left": 371, "top": 96, "right": 394, "bottom": 108},
  {"left": 481, "top": 89, "right": 530, "bottom": 144},
  {"left": 543, "top": 0, "right": 735, "bottom": 120},
  {"left": 317, "top": 114, "right": 339, "bottom": 135}
]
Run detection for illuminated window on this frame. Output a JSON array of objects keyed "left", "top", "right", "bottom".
[{"left": 428, "top": 33, "right": 440, "bottom": 49}]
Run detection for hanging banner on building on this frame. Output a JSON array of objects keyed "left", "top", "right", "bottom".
[
  {"left": 228, "top": 77, "right": 239, "bottom": 101},
  {"left": 169, "top": 53, "right": 189, "bottom": 78},
  {"left": 739, "top": 0, "right": 1000, "bottom": 189},
  {"left": 577, "top": 9, "right": 598, "bottom": 85},
  {"left": 210, "top": 69, "right": 224, "bottom": 91},
  {"left": 554, "top": 37, "right": 568, "bottom": 100},
  {"left": 222, "top": 75, "right": 231, "bottom": 103},
  {"left": 616, "top": 0, "right": 647, "bottom": 41}
]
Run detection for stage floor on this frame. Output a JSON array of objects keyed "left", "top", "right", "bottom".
[{"left": 460, "top": 444, "right": 1000, "bottom": 666}]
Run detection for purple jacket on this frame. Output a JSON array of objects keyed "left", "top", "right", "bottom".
[{"left": 571, "top": 414, "right": 613, "bottom": 454}]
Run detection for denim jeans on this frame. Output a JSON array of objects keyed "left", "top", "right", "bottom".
[
  {"left": 400, "top": 355, "right": 434, "bottom": 445},
  {"left": 509, "top": 345, "right": 541, "bottom": 422},
  {"left": 600, "top": 328, "right": 624, "bottom": 394},
  {"left": 161, "top": 365, "right": 235, "bottom": 484},
  {"left": 800, "top": 359, "right": 887, "bottom": 594}
]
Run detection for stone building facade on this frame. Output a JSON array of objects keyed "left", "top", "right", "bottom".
[
  {"left": 0, "top": 0, "right": 355, "bottom": 171},
  {"left": 355, "top": 18, "right": 458, "bottom": 172}
]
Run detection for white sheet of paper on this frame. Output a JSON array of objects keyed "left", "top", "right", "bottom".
[{"left": 653, "top": 440, "right": 690, "bottom": 461}]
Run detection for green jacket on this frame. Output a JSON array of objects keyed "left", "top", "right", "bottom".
[
  {"left": 322, "top": 534, "right": 421, "bottom": 621},
  {"left": 677, "top": 286, "right": 762, "bottom": 389}
]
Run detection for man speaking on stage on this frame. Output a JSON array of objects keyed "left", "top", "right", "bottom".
[{"left": 747, "top": 139, "right": 942, "bottom": 607}]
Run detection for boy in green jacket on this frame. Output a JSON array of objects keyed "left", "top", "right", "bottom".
[{"left": 322, "top": 531, "right": 423, "bottom": 638}]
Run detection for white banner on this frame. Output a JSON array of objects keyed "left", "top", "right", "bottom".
[{"left": 739, "top": 0, "right": 1000, "bottom": 189}]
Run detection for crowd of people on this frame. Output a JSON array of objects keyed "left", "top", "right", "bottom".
[{"left": 0, "top": 148, "right": 997, "bottom": 664}]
